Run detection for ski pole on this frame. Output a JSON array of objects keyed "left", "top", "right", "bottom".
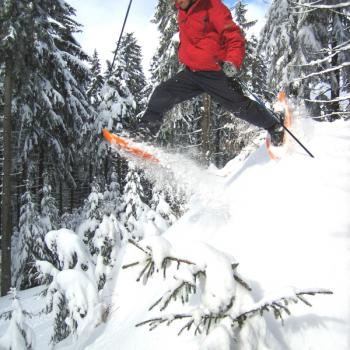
[{"left": 238, "top": 80, "right": 315, "bottom": 159}]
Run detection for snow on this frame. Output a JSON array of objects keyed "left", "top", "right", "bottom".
[{"left": 1, "top": 119, "right": 349, "bottom": 349}]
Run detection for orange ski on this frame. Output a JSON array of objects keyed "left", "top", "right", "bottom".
[
  {"left": 102, "top": 129, "right": 160, "bottom": 163},
  {"left": 266, "top": 91, "right": 292, "bottom": 160}
]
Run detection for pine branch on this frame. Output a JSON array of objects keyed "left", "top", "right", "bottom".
[
  {"left": 136, "top": 289, "right": 332, "bottom": 335},
  {"left": 148, "top": 272, "right": 202, "bottom": 312},
  {"left": 123, "top": 240, "right": 251, "bottom": 312}
]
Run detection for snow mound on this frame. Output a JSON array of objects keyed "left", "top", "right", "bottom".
[{"left": 72, "top": 119, "right": 350, "bottom": 350}]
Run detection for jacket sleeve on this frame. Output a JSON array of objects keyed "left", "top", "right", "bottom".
[{"left": 210, "top": 0, "right": 246, "bottom": 70}]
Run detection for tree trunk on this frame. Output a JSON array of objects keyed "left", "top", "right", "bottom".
[
  {"left": 38, "top": 145, "right": 45, "bottom": 213},
  {"left": 1, "top": 60, "right": 14, "bottom": 296},
  {"left": 201, "top": 94, "right": 212, "bottom": 165},
  {"left": 330, "top": 25, "right": 340, "bottom": 121}
]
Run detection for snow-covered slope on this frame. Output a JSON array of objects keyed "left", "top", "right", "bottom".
[
  {"left": 1, "top": 119, "right": 349, "bottom": 349},
  {"left": 74, "top": 119, "right": 350, "bottom": 350}
]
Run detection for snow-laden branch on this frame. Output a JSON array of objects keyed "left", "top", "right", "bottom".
[
  {"left": 312, "top": 112, "right": 350, "bottom": 119},
  {"left": 297, "top": 1, "right": 350, "bottom": 9},
  {"left": 125, "top": 237, "right": 333, "bottom": 342},
  {"left": 291, "top": 42, "right": 350, "bottom": 68},
  {"left": 304, "top": 93, "right": 350, "bottom": 103},
  {"left": 124, "top": 239, "right": 250, "bottom": 295},
  {"left": 291, "top": 62, "right": 350, "bottom": 83},
  {"left": 136, "top": 289, "right": 333, "bottom": 336}
]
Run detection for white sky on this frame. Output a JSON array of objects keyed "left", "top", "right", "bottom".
[{"left": 69, "top": 0, "right": 269, "bottom": 77}]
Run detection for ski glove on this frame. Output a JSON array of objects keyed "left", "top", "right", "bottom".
[{"left": 222, "top": 61, "right": 238, "bottom": 77}]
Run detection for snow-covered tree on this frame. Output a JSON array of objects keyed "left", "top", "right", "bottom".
[
  {"left": 36, "top": 229, "right": 105, "bottom": 344},
  {"left": 290, "top": 0, "right": 350, "bottom": 119},
  {"left": 258, "top": 0, "right": 298, "bottom": 95},
  {"left": 78, "top": 180, "right": 104, "bottom": 255},
  {"left": 12, "top": 0, "right": 92, "bottom": 183},
  {"left": 87, "top": 49, "right": 104, "bottom": 109},
  {"left": 96, "top": 61, "right": 135, "bottom": 134},
  {"left": 0, "top": 0, "right": 92, "bottom": 294},
  {"left": 94, "top": 58, "right": 135, "bottom": 182},
  {"left": 0, "top": 288, "right": 35, "bottom": 350},
  {"left": 40, "top": 177, "right": 60, "bottom": 234},
  {"left": 102, "top": 171, "right": 122, "bottom": 216},
  {"left": 116, "top": 33, "right": 147, "bottom": 115},
  {"left": 150, "top": 0, "right": 180, "bottom": 84},
  {"left": 151, "top": 189, "right": 177, "bottom": 227},
  {"left": 259, "top": 0, "right": 349, "bottom": 120},
  {"left": 124, "top": 237, "right": 333, "bottom": 348},
  {"left": 94, "top": 214, "right": 126, "bottom": 290},
  {"left": 233, "top": 1, "right": 270, "bottom": 101},
  {"left": 123, "top": 163, "right": 150, "bottom": 240},
  {"left": 14, "top": 181, "right": 45, "bottom": 289}
]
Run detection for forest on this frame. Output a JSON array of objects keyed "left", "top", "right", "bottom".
[{"left": 0, "top": 0, "right": 349, "bottom": 346}]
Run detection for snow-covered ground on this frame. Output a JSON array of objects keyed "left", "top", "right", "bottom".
[{"left": 1, "top": 119, "right": 349, "bottom": 349}]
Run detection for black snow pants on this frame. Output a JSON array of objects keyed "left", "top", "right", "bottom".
[{"left": 141, "top": 68, "right": 276, "bottom": 134}]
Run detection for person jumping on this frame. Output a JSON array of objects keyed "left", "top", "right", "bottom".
[{"left": 135, "top": 0, "right": 284, "bottom": 146}]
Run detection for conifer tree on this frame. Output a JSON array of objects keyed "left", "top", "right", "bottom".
[
  {"left": 88, "top": 49, "right": 105, "bottom": 110},
  {"left": 234, "top": 1, "right": 270, "bottom": 100},
  {"left": 79, "top": 180, "right": 104, "bottom": 255},
  {"left": 0, "top": 0, "right": 92, "bottom": 293},
  {"left": 40, "top": 176, "right": 60, "bottom": 234},
  {"left": 94, "top": 58, "right": 135, "bottom": 182},
  {"left": 116, "top": 33, "right": 147, "bottom": 115},
  {"left": 151, "top": 189, "right": 177, "bottom": 227},
  {"left": 258, "top": 0, "right": 298, "bottom": 96},
  {"left": 123, "top": 163, "right": 150, "bottom": 240},
  {"left": 14, "top": 181, "right": 44, "bottom": 289},
  {"left": 36, "top": 228, "right": 104, "bottom": 344},
  {"left": 94, "top": 214, "right": 125, "bottom": 290},
  {"left": 103, "top": 171, "right": 123, "bottom": 216},
  {"left": 150, "top": 0, "right": 180, "bottom": 84},
  {"left": 0, "top": 288, "right": 35, "bottom": 350}
]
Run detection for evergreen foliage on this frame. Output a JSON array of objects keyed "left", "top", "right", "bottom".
[
  {"left": 0, "top": 288, "right": 35, "bottom": 350},
  {"left": 78, "top": 180, "right": 104, "bottom": 255},
  {"left": 258, "top": 0, "right": 297, "bottom": 95},
  {"left": 150, "top": 0, "right": 180, "bottom": 84},
  {"left": 40, "top": 177, "right": 60, "bottom": 234},
  {"left": 88, "top": 49, "right": 105, "bottom": 110},
  {"left": 116, "top": 33, "right": 147, "bottom": 115},
  {"left": 124, "top": 238, "right": 332, "bottom": 344},
  {"left": 123, "top": 163, "right": 150, "bottom": 240},
  {"left": 290, "top": 0, "right": 350, "bottom": 119},
  {"left": 14, "top": 181, "right": 45, "bottom": 289},
  {"left": 36, "top": 228, "right": 102, "bottom": 344},
  {"left": 259, "top": 0, "right": 349, "bottom": 120}
]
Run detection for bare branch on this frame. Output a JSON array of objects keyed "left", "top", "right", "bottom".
[
  {"left": 291, "top": 62, "right": 350, "bottom": 83},
  {"left": 304, "top": 94, "right": 350, "bottom": 103},
  {"left": 298, "top": 1, "right": 350, "bottom": 9}
]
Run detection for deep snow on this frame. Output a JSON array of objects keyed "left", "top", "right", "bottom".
[{"left": 1, "top": 119, "right": 349, "bottom": 349}]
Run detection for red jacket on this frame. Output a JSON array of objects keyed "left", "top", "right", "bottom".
[{"left": 176, "top": 0, "right": 245, "bottom": 71}]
